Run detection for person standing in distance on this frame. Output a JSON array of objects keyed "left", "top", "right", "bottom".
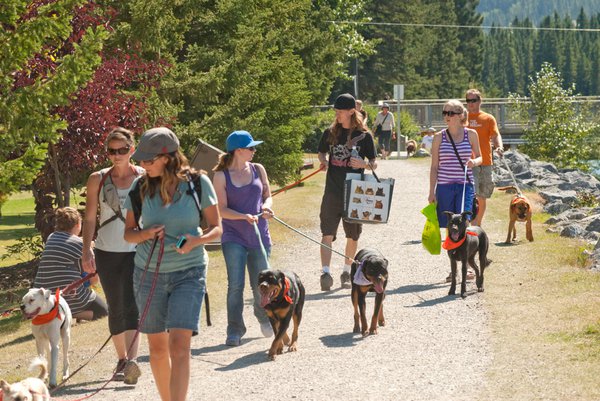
[
  {"left": 372, "top": 103, "right": 395, "bottom": 160},
  {"left": 318, "top": 93, "right": 377, "bottom": 291},
  {"left": 465, "top": 89, "right": 504, "bottom": 227}
]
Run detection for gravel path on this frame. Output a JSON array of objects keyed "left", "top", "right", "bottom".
[{"left": 70, "top": 158, "right": 492, "bottom": 401}]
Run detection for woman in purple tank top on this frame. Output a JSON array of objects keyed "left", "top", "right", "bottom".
[
  {"left": 212, "top": 130, "right": 275, "bottom": 346},
  {"left": 428, "top": 100, "right": 482, "bottom": 282}
]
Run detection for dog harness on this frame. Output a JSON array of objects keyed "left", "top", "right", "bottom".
[
  {"left": 442, "top": 230, "right": 478, "bottom": 250},
  {"left": 511, "top": 196, "right": 526, "bottom": 205},
  {"left": 32, "top": 289, "right": 62, "bottom": 325},
  {"left": 353, "top": 261, "right": 373, "bottom": 286}
]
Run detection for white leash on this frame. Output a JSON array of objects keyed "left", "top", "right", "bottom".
[{"left": 461, "top": 166, "right": 467, "bottom": 213}]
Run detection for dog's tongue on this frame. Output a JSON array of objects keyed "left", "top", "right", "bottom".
[
  {"left": 374, "top": 281, "right": 385, "bottom": 294},
  {"left": 260, "top": 292, "right": 271, "bottom": 308}
]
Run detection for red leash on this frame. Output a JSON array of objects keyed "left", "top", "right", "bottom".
[
  {"left": 61, "top": 272, "right": 97, "bottom": 295},
  {"left": 271, "top": 166, "right": 324, "bottom": 196},
  {"left": 50, "top": 236, "right": 164, "bottom": 401}
]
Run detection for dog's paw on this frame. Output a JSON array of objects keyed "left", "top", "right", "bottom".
[
  {"left": 378, "top": 319, "right": 386, "bottom": 327},
  {"left": 448, "top": 289, "right": 456, "bottom": 296},
  {"left": 288, "top": 343, "right": 297, "bottom": 352},
  {"left": 368, "top": 327, "right": 378, "bottom": 335},
  {"left": 477, "top": 287, "right": 484, "bottom": 293},
  {"left": 267, "top": 352, "right": 276, "bottom": 361},
  {"left": 353, "top": 325, "right": 361, "bottom": 334},
  {"left": 361, "top": 330, "right": 369, "bottom": 338}
]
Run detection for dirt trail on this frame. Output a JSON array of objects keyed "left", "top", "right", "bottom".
[{"left": 63, "top": 158, "right": 492, "bottom": 401}]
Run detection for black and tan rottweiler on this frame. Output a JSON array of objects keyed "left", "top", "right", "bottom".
[
  {"left": 258, "top": 270, "right": 305, "bottom": 361},
  {"left": 351, "top": 248, "right": 389, "bottom": 336}
]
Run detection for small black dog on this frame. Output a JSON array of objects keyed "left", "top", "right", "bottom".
[
  {"left": 257, "top": 270, "right": 305, "bottom": 360},
  {"left": 351, "top": 248, "right": 389, "bottom": 336},
  {"left": 443, "top": 211, "right": 490, "bottom": 298}
]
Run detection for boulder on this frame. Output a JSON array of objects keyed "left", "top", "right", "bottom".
[{"left": 560, "top": 224, "right": 585, "bottom": 238}]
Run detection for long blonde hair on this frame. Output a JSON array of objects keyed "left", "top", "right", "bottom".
[{"left": 327, "top": 110, "right": 371, "bottom": 145}]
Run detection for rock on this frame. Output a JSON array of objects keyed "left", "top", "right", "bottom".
[
  {"left": 544, "top": 201, "right": 571, "bottom": 215},
  {"left": 539, "top": 190, "right": 578, "bottom": 204},
  {"left": 545, "top": 216, "right": 567, "bottom": 224},
  {"left": 560, "top": 224, "right": 585, "bottom": 238},
  {"left": 584, "top": 216, "right": 600, "bottom": 233},
  {"left": 530, "top": 160, "right": 559, "bottom": 174}
]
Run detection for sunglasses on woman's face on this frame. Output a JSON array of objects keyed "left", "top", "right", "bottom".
[
  {"left": 245, "top": 147, "right": 256, "bottom": 152},
  {"left": 140, "top": 155, "right": 161, "bottom": 165},
  {"left": 107, "top": 146, "right": 131, "bottom": 155},
  {"left": 442, "top": 110, "right": 462, "bottom": 117},
  {"left": 465, "top": 98, "right": 479, "bottom": 104}
]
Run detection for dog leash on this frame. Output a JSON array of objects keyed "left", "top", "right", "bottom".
[
  {"left": 48, "top": 236, "right": 165, "bottom": 401},
  {"left": 461, "top": 166, "right": 468, "bottom": 214},
  {"left": 272, "top": 165, "right": 325, "bottom": 196},
  {"left": 502, "top": 157, "right": 523, "bottom": 195},
  {"left": 271, "top": 215, "right": 358, "bottom": 264}
]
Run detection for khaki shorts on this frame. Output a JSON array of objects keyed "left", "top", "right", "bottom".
[{"left": 472, "top": 165, "right": 494, "bottom": 198}]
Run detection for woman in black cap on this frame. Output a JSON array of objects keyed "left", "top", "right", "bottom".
[{"left": 317, "top": 93, "right": 378, "bottom": 291}]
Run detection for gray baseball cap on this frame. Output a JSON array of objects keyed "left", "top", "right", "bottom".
[{"left": 131, "top": 127, "right": 180, "bottom": 161}]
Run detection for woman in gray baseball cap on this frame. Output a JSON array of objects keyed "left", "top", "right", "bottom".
[{"left": 124, "top": 127, "right": 222, "bottom": 401}]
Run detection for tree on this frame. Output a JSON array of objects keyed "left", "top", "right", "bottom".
[
  {"left": 0, "top": 0, "right": 106, "bottom": 216},
  {"left": 159, "top": 0, "right": 366, "bottom": 185},
  {"left": 509, "top": 62, "right": 596, "bottom": 169}
]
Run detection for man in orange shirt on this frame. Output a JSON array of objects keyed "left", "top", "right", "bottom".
[{"left": 466, "top": 89, "right": 504, "bottom": 227}]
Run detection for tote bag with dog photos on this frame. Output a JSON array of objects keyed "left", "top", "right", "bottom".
[
  {"left": 343, "top": 172, "right": 395, "bottom": 224},
  {"left": 421, "top": 202, "right": 441, "bottom": 255}
]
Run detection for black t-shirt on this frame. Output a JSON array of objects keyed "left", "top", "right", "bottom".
[{"left": 318, "top": 127, "right": 377, "bottom": 195}]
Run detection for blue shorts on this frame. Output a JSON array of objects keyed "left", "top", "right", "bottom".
[
  {"left": 435, "top": 183, "right": 475, "bottom": 228},
  {"left": 133, "top": 265, "right": 206, "bottom": 336}
]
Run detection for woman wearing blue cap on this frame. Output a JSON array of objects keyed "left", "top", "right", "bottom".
[{"left": 212, "top": 130, "right": 274, "bottom": 346}]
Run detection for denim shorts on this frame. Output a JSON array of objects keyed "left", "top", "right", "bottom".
[{"left": 133, "top": 264, "right": 206, "bottom": 336}]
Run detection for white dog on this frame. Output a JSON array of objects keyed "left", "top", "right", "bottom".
[
  {"left": 21, "top": 288, "right": 72, "bottom": 388},
  {"left": 1, "top": 357, "right": 50, "bottom": 401}
]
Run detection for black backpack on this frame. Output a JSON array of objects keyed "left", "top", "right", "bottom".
[{"left": 128, "top": 172, "right": 204, "bottom": 228}]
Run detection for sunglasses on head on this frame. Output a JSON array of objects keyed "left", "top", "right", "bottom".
[
  {"left": 442, "top": 110, "right": 462, "bottom": 117},
  {"left": 107, "top": 146, "right": 131, "bottom": 156},
  {"left": 465, "top": 98, "right": 479, "bottom": 104}
]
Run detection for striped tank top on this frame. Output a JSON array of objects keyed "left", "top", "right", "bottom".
[{"left": 437, "top": 129, "right": 474, "bottom": 185}]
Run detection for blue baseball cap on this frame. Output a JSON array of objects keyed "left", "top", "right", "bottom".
[{"left": 226, "top": 131, "right": 263, "bottom": 152}]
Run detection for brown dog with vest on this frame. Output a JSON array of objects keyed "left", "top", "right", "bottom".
[{"left": 497, "top": 185, "right": 533, "bottom": 244}]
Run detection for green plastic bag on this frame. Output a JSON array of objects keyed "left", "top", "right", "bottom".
[{"left": 421, "top": 203, "right": 441, "bottom": 255}]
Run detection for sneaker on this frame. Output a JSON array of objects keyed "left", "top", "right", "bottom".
[
  {"left": 320, "top": 272, "right": 333, "bottom": 291},
  {"left": 123, "top": 360, "right": 141, "bottom": 385},
  {"left": 340, "top": 271, "right": 351, "bottom": 289},
  {"left": 113, "top": 359, "right": 127, "bottom": 381},
  {"left": 260, "top": 321, "right": 274, "bottom": 338},
  {"left": 225, "top": 336, "right": 241, "bottom": 346}
]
